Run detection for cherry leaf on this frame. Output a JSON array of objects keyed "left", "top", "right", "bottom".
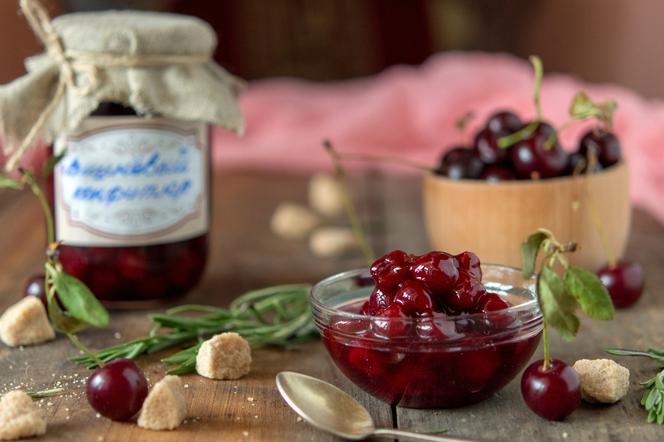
[
  {"left": 43, "top": 149, "right": 67, "bottom": 178},
  {"left": 521, "top": 230, "right": 550, "bottom": 279},
  {"left": 54, "top": 272, "right": 110, "bottom": 328},
  {"left": 564, "top": 266, "right": 615, "bottom": 320},
  {"left": 538, "top": 268, "right": 579, "bottom": 341}
]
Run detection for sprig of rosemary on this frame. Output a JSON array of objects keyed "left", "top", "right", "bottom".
[
  {"left": 71, "top": 284, "right": 317, "bottom": 374},
  {"left": 607, "top": 347, "right": 664, "bottom": 424}
]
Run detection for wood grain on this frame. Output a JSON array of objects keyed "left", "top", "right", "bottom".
[{"left": 0, "top": 170, "right": 662, "bottom": 442}]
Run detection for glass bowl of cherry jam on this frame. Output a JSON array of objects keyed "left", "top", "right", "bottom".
[{"left": 310, "top": 259, "right": 543, "bottom": 409}]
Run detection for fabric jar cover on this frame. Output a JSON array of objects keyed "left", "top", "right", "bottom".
[{"left": 0, "top": 2, "right": 244, "bottom": 170}]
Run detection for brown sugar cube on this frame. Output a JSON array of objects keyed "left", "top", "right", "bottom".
[
  {"left": 0, "top": 297, "right": 55, "bottom": 347},
  {"left": 138, "top": 375, "right": 186, "bottom": 430},
  {"left": 0, "top": 390, "right": 47, "bottom": 440},
  {"left": 573, "top": 358, "right": 630, "bottom": 403},
  {"left": 196, "top": 332, "right": 252, "bottom": 380}
]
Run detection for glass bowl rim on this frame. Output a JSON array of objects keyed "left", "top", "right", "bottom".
[{"left": 309, "top": 263, "right": 541, "bottom": 324}]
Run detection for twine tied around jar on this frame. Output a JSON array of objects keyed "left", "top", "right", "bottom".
[{"left": 6, "top": 0, "right": 214, "bottom": 170}]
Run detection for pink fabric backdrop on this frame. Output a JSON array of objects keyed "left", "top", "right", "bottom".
[{"left": 212, "top": 52, "right": 664, "bottom": 224}]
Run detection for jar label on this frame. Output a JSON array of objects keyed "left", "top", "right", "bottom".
[{"left": 53, "top": 117, "right": 209, "bottom": 246}]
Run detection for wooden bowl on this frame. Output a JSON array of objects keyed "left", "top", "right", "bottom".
[{"left": 423, "top": 162, "right": 631, "bottom": 271}]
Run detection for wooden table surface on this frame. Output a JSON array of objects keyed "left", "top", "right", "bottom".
[{"left": 0, "top": 170, "right": 663, "bottom": 442}]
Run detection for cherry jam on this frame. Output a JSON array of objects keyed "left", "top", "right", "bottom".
[
  {"left": 322, "top": 299, "right": 541, "bottom": 408},
  {"left": 51, "top": 103, "right": 210, "bottom": 306}
]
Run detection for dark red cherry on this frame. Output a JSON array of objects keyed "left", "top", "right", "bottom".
[
  {"left": 486, "top": 111, "right": 522, "bottom": 134},
  {"left": 481, "top": 165, "right": 516, "bottom": 182},
  {"left": 437, "top": 147, "right": 484, "bottom": 180},
  {"left": 370, "top": 250, "right": 411, "bottom": 292},
  {"left": 411, "top": 252, "right": 460, "bottom": 295},
  {"left": 117, "top": 249, "right": 150, "bottom": 281},
  {"left": 86, "top": 358, "right": 148, "bottom": 421},
  {"left": 597, "top": 260, "right": 645, "bottom": 308},
  {"left": 578, "top": 129, "right": 621, "bottom": 167},
  {"left": 521, "top": 359, "right": 581, "bottom": 420},
  {"left": 446, "top": 270, "right": 486, "bottom": 312},
  {"left": 477, "top": 293, "right": 510, "bottom": 312},
  {"left": 364, "top": 287, "right": 394, "bottom": 315},
  {"left": 455, "top": 251, "right": 482, "bottom": 281},
  {"left": 371, "top": 303, "right": 410, "bottom": 338},
  {"left": 23, "top": 274, "right": 47, "bottom": 308},
  {"left": 394, "top": 280, "right": 434, "bottom": 316},
  {"left": 473, "top": 128, "right": 510, "bottom": 165},
  {"left": 511, "top": 122, "right": 569, "bottom": 179},
  {"left": 448, "top": 271, "right": 484, "bottom": 308}
]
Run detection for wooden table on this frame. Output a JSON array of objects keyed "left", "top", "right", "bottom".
[{"left": 0, "top": 170, "right": 663, "bottom": 442}]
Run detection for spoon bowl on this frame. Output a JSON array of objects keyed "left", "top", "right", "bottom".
[
  {"left": 276, "top": 371, "right": 481, "bottom": 442},
  {"left": 276, "top": 371, "right": 374, "bottom": 440}
]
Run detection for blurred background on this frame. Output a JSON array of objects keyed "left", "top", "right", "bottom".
[{"left": 1, "top": 0, "right": 663, "bottom": 98}]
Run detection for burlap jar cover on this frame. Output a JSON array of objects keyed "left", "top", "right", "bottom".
[{"left": 0, "top": 0, "right": 245, "bottom": 170}]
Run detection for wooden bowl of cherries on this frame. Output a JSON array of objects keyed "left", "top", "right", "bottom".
[{"left": 424, "top": 108, "right": 630, "bottom": 270}]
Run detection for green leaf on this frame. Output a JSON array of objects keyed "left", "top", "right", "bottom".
[
  {"left": 538, "top": 270, "right": 580, "bottom": 341},
  {"left": 521, "top": 230, "right": 550, "bottom": 278},
  {"left": 43, "top": 149, "right": 67, "bottom": 177},
  {"left": 570, "top": 92, "right": 601, "bottom": 120},
  {"left": 54, "top": 272, "right": 110, "bottom": 328},
  {"left": 564, "top": 266, "right": 614, "bottom": 320},
  {"left": 47, "top": 292, "right": 86, "bottom": 334},
  {"left": 0, "top": 174, "right": 23, "bottom": 190}
]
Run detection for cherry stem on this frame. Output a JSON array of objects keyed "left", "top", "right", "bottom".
[
  {"left": 331, "top": 151, "right": 433, "bottom": 173},
  {"left": 497, "top": 121, "right": 537, "bottom": 149},
  {"left": 322, "top": 140, "right": 376, "bottom": 265},
  {"left": 19, "top": 169, "right": 55, "bottom": 245},
  {"left": 542, "top": 318, "right": 551, "bottom": 371},
  {"left": 530, "top": 55, "right": 544, "bottom": 122}
]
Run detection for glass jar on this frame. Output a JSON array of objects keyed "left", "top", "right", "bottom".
[{"left": 51, "top": 103, "right": 211, "bottom": 307}]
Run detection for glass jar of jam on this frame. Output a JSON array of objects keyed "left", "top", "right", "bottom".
[{"left": 51, "top": 103, "right": 211, "bottom": 307}]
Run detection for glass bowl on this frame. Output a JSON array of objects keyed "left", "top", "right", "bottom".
[{"left": 310, "top": 264, "right": 543, "bottom": 409}]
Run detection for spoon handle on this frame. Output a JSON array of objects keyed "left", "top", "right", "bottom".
[{"left": 373, "top": 428, "right": 481, "bottom": 442}]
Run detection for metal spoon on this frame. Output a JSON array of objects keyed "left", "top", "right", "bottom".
[{"left": 276, "top": 371, "right": 481, "bottom": 442}]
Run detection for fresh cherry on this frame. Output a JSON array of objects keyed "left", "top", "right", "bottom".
[
  {"left": 370, "top": 250, "right": 411, "bottom": 292},
  {"left": 473, "top": 128, "right": 510, "bottom": 165},
  {"left": 23, "top": 274, "right": 47, "bottom": 308},
  {"left": 597, "top": 260, "right": 645, "bottom": 308},
  {"left": 521, "top": 359, "right": 581, "bottom": 420},
  {"left": 86, "top": 358, "right": 148, "bottom": 421},
  {"left": 486, "top": 110, "right": 522, "bottom": 134},
  {"left": 445, "top": 270, "right": 486, "bottom": 312},
  {"left": 578, "top": 129, "right": 621, "bottom": 167},
  {"left": 511, "top": 122, "right": 569, "bottom": 179},
  {"left": 481, "top": 165, "right": 516, "bottom": 182},
  {"left": 410, "top": 252, "right": 460, "bottom": 295},
  {"left": 394, "top": 280, "right": 434, "bottom": 316},
  {"left": 455, "top": 251, "right": 482, "bottom": 281},
  {"left": 437, "top": 147, "right": 484, "bottom": 180}
]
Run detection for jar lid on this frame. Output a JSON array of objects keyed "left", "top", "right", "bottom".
[
  {"left": 52, "top": 10, "right": 216, "bottom": 57},
  {"left": 0, "top": 1, "right": 244, "bottom": 170}
]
